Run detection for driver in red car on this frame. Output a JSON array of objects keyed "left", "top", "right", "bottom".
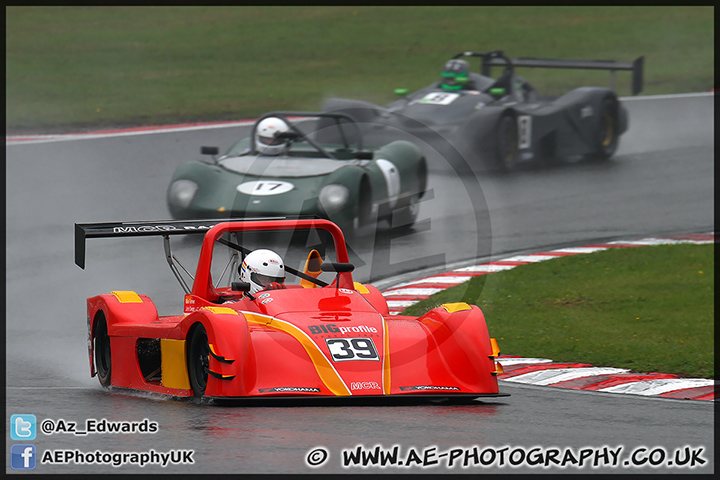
[{"left": 239, "top": 249, "right": 287, "bottom": 294}]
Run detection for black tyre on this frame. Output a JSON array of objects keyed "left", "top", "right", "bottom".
[
  {"left": 94, "top": 315, "right": 112, "bottom": 388},
  {"left": 592, "top": 98, "right": 619, "bottom": 160},
  {"left": 187, "top": 324, "right": 210, "bottom": 398},
  {"left": 393, "top": 193, "right": 421, "bottom": 230},
  {"left": 495, "top": 115, "right": 518, "bottom": 171},
  {"left": 358, "top": 177, "right": 373, "bottom": 227},
  {"left": 345, "top": 178, "right": 373, "bottom": 240}
]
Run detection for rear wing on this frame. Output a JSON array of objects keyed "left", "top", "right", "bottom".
[
  {"left": 482, "top": 53, "right": 644, "bottom": 96},
  {"left": 75, "top": 216, "right": 348, "bottom": 296},
  {"left": 74, "top": 218, "right": 284, "bottom": 269}
]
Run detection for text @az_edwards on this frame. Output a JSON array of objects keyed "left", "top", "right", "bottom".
[{"left": 39, "top": 418, "right": 158, "bottom": 435}]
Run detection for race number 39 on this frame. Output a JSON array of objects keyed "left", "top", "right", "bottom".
[{"left": 326, "top": 338, "right": 379, "bottom": 362}]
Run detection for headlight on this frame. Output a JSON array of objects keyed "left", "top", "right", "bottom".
[
  {"left": 318, "top": 184, "right": 349, "bottom": 214},
  {"left": 167, "top": 179, "right": 199, "bottom": 210}
]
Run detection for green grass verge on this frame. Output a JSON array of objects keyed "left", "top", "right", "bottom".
[
  {"left": 6, "top": 6, "right": 714, "bottom": 133},
  {"left": 402, "top": 244, "right": 714, "bottom": 379}
]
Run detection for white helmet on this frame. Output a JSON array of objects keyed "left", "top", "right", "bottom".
[
  {"left": 255, "top": 117, "right": 290, "bottom": 155},
  {"left": 239, "top": 249, "right": 285, "bottom": 294}
]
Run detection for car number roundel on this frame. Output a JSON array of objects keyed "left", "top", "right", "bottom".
[
  {"left": 326, "top": 337, "right": 379, "bottom": 362},
  {"left": 419, "top": 92, "right": 459, "bottom": 105},
  {"left": 237, "top": 181, "right": 294, "bottom": 196}
]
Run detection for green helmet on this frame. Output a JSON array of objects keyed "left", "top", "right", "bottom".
[{"left": 440, "top": 59, "right": 470, "bottom": 91}]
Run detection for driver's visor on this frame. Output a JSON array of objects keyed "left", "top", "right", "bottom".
[
  {"left": 441, "top": 73, "right": 468, "bottom": 84},
  {"left": 252, "top": 272, "right": 285, "bottom": 287},
  {"left": 259, "top": 135, "right": 285, "bottom": 146}
]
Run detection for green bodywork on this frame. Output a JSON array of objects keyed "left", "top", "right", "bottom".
[{"left": 167, "top": 135, "right": 427, "bottom": 234}]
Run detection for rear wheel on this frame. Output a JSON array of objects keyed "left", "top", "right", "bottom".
[
  {"left": 590, "top": 98, "right": 619, "bottom": 160},
  {"left": 495, "top": 115, "right": 518, "bottom": 171},
  {"left": 187, "top": 324, "right": 210, "bottom": 398},
  {"left": 93, "top": 315, "right": 112, "bottom": 387}
]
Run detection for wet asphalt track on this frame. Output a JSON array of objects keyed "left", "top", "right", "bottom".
[{"left": 4, "top": 94, "right": 714, "bottom": 474}]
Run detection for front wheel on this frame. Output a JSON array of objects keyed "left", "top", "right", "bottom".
[
  {"left": 392, "top": 159, "right": 426, "bottom": 230},
  {"left": 187, "top": 324, "right": 210, "bottom": 398},
  {"left": 93, "top": 315, "right": 112, "bottom": 388},
  {"left": 343, "top": 181, "right": 373, "bottom": 241},
  {"left": 392, "top": 194, "right": 421, "bottom": 230}
]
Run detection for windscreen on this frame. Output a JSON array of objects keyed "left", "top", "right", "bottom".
[{"left": 208, "top": 226, "right": 339, "bottom": 289}]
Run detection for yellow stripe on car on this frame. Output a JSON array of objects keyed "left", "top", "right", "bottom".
[
  {"left": 489, "top": 337, "right": 501, "bottom": 357},
  {"left": 209, "top": 343, "right": 234, "bottom": 363},
  {"left": 202, "top": 306, "right": 238, "bottom": 315},
  {"left": 111, "top": 290, "right": 143, "bottom": 303},
  {"left": 383, "top": 318, "right": 391, "bottom": 394},
  {"left": 353, "top": 282, "right": 370, "bottom": 294},
  {"left": 242, "top": 312, "right": 351, "bottom": 396},
  {"left": 441, "top": 302, "right": 472, "bottom": 313},
  {"left": 489, "top": 338, "right": 503, "bottom": 375},
  {"left": 160, "top": 339, "right": 190, "bottom": 389}
]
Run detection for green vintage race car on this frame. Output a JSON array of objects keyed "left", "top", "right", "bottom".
[{"left": 167, "top": 112, "right": 428, "bottom": 235}]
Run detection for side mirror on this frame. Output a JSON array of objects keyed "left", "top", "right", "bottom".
[
  {"left": 321, "top": 262, "right": 355, "bottom": 273},
  {"left": 231, "top": 281, "right": 251, "bottom": 292},
  {"left": 489, "top": 87, "right": 506, "bottom": 97},
  {"left": 321, "top": 262, "right": 355, "bottom": 292},
  {"left": 394, "top": 88, "right": 409, "bottom": 96}
]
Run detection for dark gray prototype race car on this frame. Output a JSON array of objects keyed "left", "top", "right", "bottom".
[{"left": 322, "top": 50, "right": 644, "bottom": 171}]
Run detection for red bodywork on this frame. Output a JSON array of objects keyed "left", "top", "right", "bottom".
[{"left": 82, "top": 218, "right": 504, "bottom": 400}]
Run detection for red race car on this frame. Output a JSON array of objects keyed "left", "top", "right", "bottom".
[{"left": 75, "top": 217, "right": 506, "bottom": 403}]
